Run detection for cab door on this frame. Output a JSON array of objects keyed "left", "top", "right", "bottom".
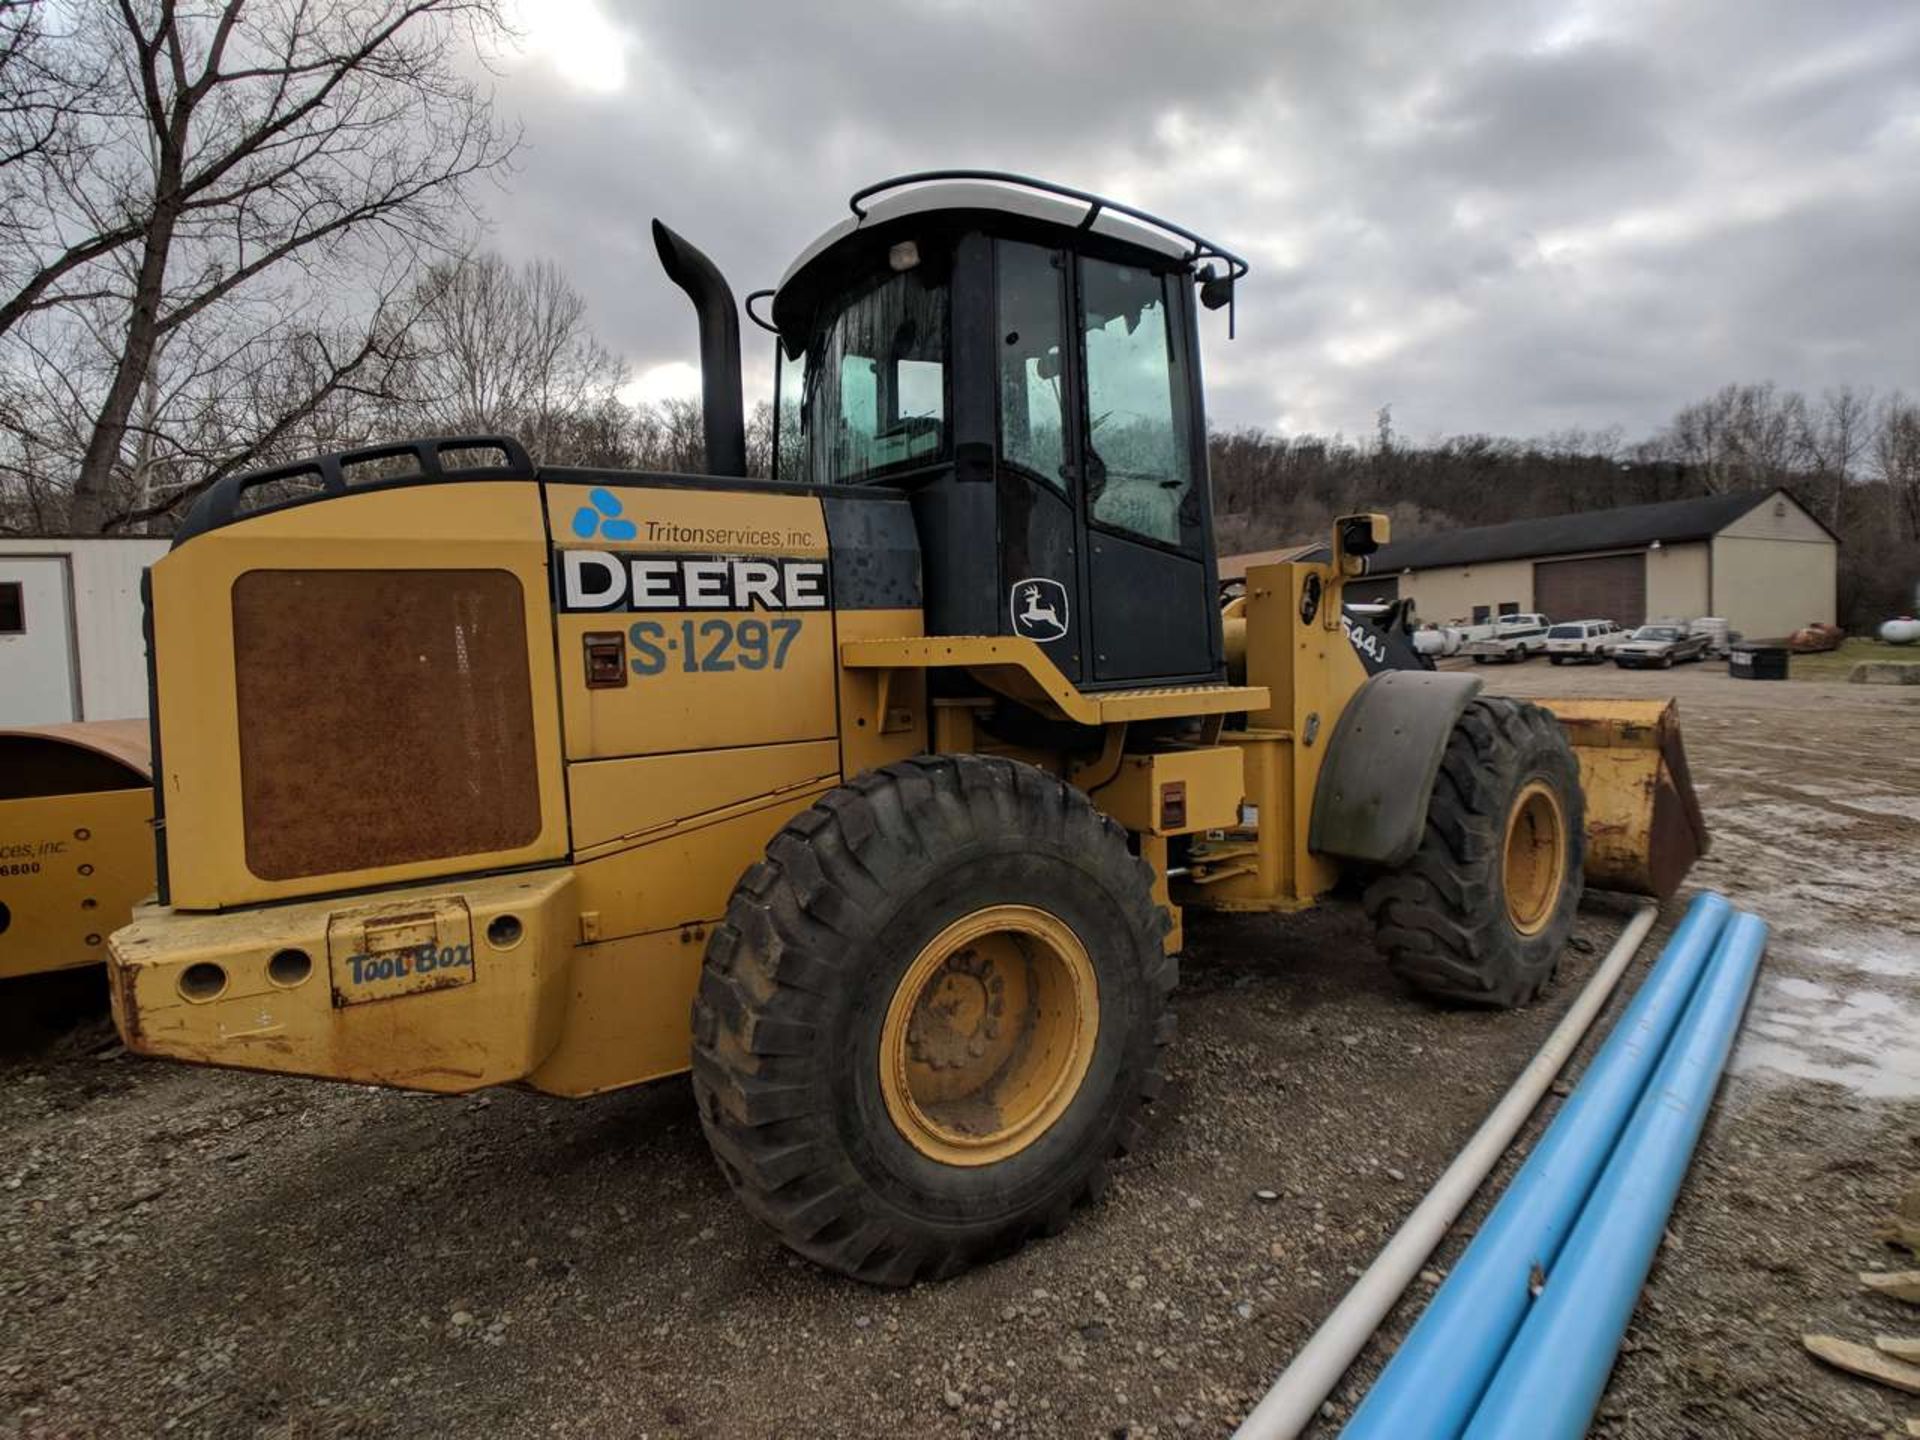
[
  {"left": 1075, "top": 256, "right": 1219, "bottom": 686},
  {"left": 992, "top": 239, "right": 1086, "bottom": 684}
]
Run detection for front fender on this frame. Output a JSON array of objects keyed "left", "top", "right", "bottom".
[{"left": 1308, "top": 670, "right": 1485, "bottom": 867}]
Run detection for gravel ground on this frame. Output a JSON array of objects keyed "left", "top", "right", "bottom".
[{"left": 2, "top": 660, "right": 1916, "bottom": 1439}]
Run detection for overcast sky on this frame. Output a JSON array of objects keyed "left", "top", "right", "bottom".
[{"left": 478, "top": 0, "right": 1920, "bottom": 443}]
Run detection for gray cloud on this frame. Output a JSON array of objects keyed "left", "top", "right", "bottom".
[{"left": 476, "top": 0, "right": 1920, "bottom": 440}]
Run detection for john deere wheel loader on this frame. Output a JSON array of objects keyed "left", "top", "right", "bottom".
[{"left": 107, "top": 173, "right": 1707, "bottom": 1285}]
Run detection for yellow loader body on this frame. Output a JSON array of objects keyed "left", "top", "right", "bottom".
[
  {"left": 0, "top": 721, "right": 155, "bottom": 982},
  {"left": 1210, "top": 582, "right": 1707, "bottom": 909},
  {"left": 107, "top": 483, "right": 1704, "bottom": 1098},
  {"left": 110, "top": 476, "right": 933, "bottom": 1094}
]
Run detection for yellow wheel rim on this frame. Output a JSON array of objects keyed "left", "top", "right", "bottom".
[
  {"left": 879, "top": 904, "right": 1099, "bottom": 1168},
  {"left": 1503, "top": 779, "right": 1568, "bottom": 936}
]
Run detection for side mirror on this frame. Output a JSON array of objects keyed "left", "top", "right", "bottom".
[
  {"left": 1338, "top": 514, "right": 1381, "bottom": 556},
  {"left": 1196, "top": 263, "right": 1234, "bottom": 313},
  {"left": 1332, "top": 512, "right": 1390, "bottom": 580}
]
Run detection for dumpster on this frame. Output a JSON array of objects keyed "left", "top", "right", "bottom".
[{"left": 1728, "top": 645, "right": 1790, "bottom": 682}]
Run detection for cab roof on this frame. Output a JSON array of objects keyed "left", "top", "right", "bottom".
[
  {"left": 770, "top": 171, "right": 1248, "bottom": 342},
  {"left": 779, "top": 179, "right": 1191, "bottom": 292}
]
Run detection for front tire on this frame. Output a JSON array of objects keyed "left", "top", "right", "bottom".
[
  {"left": 1362, "top": 698, "right": 1585, "bottom": 1007},
  {"left": 690, "top": 755, "right": 1174, "bottom": 1286}
]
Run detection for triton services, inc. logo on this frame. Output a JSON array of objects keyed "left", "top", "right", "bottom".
[{"left": 570, "top": 487, "right": 639, "bottom": 541}]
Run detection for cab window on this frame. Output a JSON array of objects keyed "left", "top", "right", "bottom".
[
  {"left": 798, "top": 255, "right": 950, "bottom": 485},
  {"left": 996, "top": 240, "right": 1069, "bottom": 495},
  {"left": 1079, "top": 257, "right": 1194, "bottom": 549}
]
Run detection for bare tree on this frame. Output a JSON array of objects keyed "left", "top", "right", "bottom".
[
  {"left": 0, "top": 1, "right": 118, "bottom": 336},
  {"left": 101, "top": 302, "right": 424, "bottom": 529},
  {"left": 1874, "top": 393, "right": 1920, "bottom": 542},
  {"left": 0, "top": 1, "right": 516, "bottom": 530},
  {"left": 1660, "top": 388, "right": 1733, "bottom": 491},
  {"left": 1797, "top": 384, "right": 1873, "bottom": 530},
  {"left": 744, "top": 398, "right": 774, "bottom": 479},
  {"left": 398, "top": 252, "right": 625, "bottom": 460},
  {"left": 635, "top": 396, "right": 707, "bottom": 475},
  {"left": 1657, "top": 382, "right": 1805, "bottom": 493}
]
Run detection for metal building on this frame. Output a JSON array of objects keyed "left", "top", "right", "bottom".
[
  {"left": 1273, "top": 489, "right": 1838, "bottom": 638},
  {"left": 0, "top": 537, "right": 168, "bottom": 726}
]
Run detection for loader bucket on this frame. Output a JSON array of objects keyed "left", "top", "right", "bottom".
[{"left": 1540, "top": 698, "right": 1709, "bottom": 901}]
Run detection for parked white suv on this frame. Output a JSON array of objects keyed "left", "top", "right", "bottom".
[{"left": 1544, "top": 619, "right": 1625, "bottom": 665}]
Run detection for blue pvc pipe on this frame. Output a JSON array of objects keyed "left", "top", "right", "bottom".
[
  {"left": 1463, "top": 910, "right": 1767, "bottom": 1440},
  {"left": 1341, "top": 892, "right": 1732, "bottom": 1440}
]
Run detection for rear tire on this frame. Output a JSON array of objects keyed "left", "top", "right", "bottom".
[
  {"left": 690, "top": 754, "right": 1174, "bottom": 1286},
  {"left": 1362, "top": 698, "right": 1585, "bottom": 1008}
]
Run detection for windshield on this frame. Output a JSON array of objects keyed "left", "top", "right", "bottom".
[
  {"left": 1547, "top": 625, "right": 1581, "bottom": 638},
  {"left": 789, "top": 256, "right": 950, "bottom": 485},
  {"left": 1634, "top": 626, "right": 1681, "bottom": 641}
]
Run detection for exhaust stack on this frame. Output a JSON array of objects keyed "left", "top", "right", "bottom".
[{"left": 650, "top": 219, "right": 747, "bottom": 478}]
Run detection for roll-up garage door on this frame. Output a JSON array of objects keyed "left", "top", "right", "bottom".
[{"left": 1532, "top": 553, "right": 1646, "bottom": 627}]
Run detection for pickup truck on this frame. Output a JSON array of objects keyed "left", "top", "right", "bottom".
[
  {"left": 1463, "top": 612, "right": 1553, "bottom": 663},
  {"left": 1613, "top": 623, "right": 1713, "bottom": 669}
]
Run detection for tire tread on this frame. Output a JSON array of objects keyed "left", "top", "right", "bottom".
[
  {"left": 1361, "top": 698, "right": 1585, "bottom": 1007},
  {"left": 690, "top": 754, "right": 1174, "bottom": 1285}
]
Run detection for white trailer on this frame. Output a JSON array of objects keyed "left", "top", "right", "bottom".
[{"left": 0, "top": 537, "right": 168, "bottom": 726}]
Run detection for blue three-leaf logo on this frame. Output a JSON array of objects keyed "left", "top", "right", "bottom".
[{"left": 571, "top": 487, "right": 638, "bottom": 541}]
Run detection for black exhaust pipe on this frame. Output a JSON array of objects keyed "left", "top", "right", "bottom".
[{"left": 651, "top": 219, "right": 747, "bottom": 478}]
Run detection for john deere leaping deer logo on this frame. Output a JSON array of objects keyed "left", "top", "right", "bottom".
[{"left": 1010, "top": 578, "right": 1069, "bottom": 643}]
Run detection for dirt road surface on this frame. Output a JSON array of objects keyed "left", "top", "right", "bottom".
[{"left": 3, "top": 661, "right": 1916, "bottom": 1438}]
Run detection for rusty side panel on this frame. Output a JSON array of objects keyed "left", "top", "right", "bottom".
[{"left": 231, "top": 569, "right": 541, "bottom": 880}]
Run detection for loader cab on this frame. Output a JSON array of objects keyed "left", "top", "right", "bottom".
[{"left": 770, "top": 175, "right": 1243, "bottom": 690}]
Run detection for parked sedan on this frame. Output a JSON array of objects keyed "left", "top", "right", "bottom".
[{"left": 1613, "top": 624, "right": 1712, "bottom": 669}]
